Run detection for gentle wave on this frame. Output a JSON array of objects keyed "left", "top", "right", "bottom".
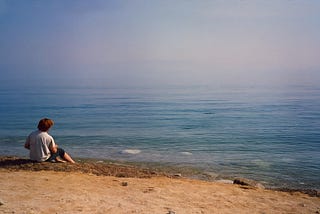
[
  {"left": 121, "top": 149, "right": 141, "bottom": 155},
  {"left": 180, "top": 152, "right": 193, "bottom": 155}
]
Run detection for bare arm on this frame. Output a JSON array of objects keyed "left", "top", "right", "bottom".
[
  {"left": 24, "top": 142, "right": 30, "bottom": 150},
  {"left": 24, "top": 136, "right": 30, "bottom": 150},
  {"left": 49, "top": 141, "right": 58, "bottom": 153}
]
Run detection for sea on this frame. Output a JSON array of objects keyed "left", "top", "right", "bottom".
[{"left": 0, "top": 84, "right": 319, "bottom": 190}]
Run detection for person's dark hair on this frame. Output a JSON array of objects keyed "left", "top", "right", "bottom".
[{"left": 37, "top": 118, "right": 54, "bottom": 132}]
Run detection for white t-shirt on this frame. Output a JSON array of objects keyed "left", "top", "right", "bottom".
[{"left": 26, "top": 130, "right": 56, "bottom": 162}]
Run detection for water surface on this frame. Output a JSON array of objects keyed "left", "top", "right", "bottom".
[{"left": 1, "top": 84, "right": 319, "bottom": 189}]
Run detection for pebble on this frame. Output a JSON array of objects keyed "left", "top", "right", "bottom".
[
  {"left": 233, "top": 178, "right": 265, "bottom": 189},
  {"left": 0, "top": 200, "right": 4, "bottom": 206},
  {"left": 299, "top": 203, "right": 306, "bottom": 207},
  {"left": 121, "top": 182, "right": 128, "bottom": 186}
]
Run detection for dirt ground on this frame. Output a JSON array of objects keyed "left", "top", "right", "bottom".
[{"left": 1, "top": 156, "right": 319, "bottom": 214}]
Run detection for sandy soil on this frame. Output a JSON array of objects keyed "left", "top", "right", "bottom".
[
  {"left": 1, "top": 171, "right": 320, "bottom": 213},
  {"left": 0, "top": 157, "right": 320, "bottom": 213}
]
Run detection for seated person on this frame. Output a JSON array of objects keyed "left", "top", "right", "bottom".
[{"left": 24, "top": 118, "right": 75, "bottom": 163}]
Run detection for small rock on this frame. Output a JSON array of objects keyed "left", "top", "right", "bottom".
[
  {"left": 121, "top": 182, "right": 128, "bottom": 186},
  {"left": 173, "top": 173, "right": 182, "bottom": 177},
  {"left": 0, "top": 200, "right": 4, "bottom": 206},
  {"left": 233, "top": 178, "right": 265, "bottom": 189},
  {"left": 167, "top": 211, "right": 176, "bottom": 214},
  {"left": 143, "top": 187, "right": 155, "bottom": 193}
]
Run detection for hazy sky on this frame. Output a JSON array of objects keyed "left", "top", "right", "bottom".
[{"left": 1, "top": 0, "right": 319, "bottom": 87}]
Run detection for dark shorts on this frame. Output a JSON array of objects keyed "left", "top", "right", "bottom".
[{"left": 46, "top": 148, "right": 66, "bottom": 162}]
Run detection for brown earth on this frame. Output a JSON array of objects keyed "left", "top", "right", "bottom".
[{"left": 1, "top": 156, "right": 320, "bottom": 213}]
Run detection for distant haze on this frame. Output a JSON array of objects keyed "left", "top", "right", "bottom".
[{"left": 1, "top": 0, "right": 319, "bottom": 88}]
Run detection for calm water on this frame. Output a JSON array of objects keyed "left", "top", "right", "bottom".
[{"left": 0, "top": 84, "right": 319, "bottom": 189}]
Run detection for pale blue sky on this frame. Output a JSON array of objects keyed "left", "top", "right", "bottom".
[{"left": 1, "top": 0, "right": 319, "bottom": 87}]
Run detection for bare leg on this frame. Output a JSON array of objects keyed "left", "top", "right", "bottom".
[
  {"left": 55, "top": 157, "right": 66, "bottom": 163},
  {"left": 63, "top": 152, "right": 75, "bottom": 163}
]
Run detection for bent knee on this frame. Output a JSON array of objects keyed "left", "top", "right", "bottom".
[{"left": 57, "top": 148, "right": 66, "bottom": 157}]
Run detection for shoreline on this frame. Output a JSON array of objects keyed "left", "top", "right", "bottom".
[
  {"left": 2, "top": 138, "right": 320, "bottom": 191},
  {"left": 0, "top": 156, "right": 319, "bottom": 197}
]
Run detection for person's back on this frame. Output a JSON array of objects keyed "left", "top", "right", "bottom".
[
  {"left": 25, "top": 118, "right": 75, "bottom": 163},
  {"left": 27, "top": 130, "right": 55, "bottom": 162}
]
